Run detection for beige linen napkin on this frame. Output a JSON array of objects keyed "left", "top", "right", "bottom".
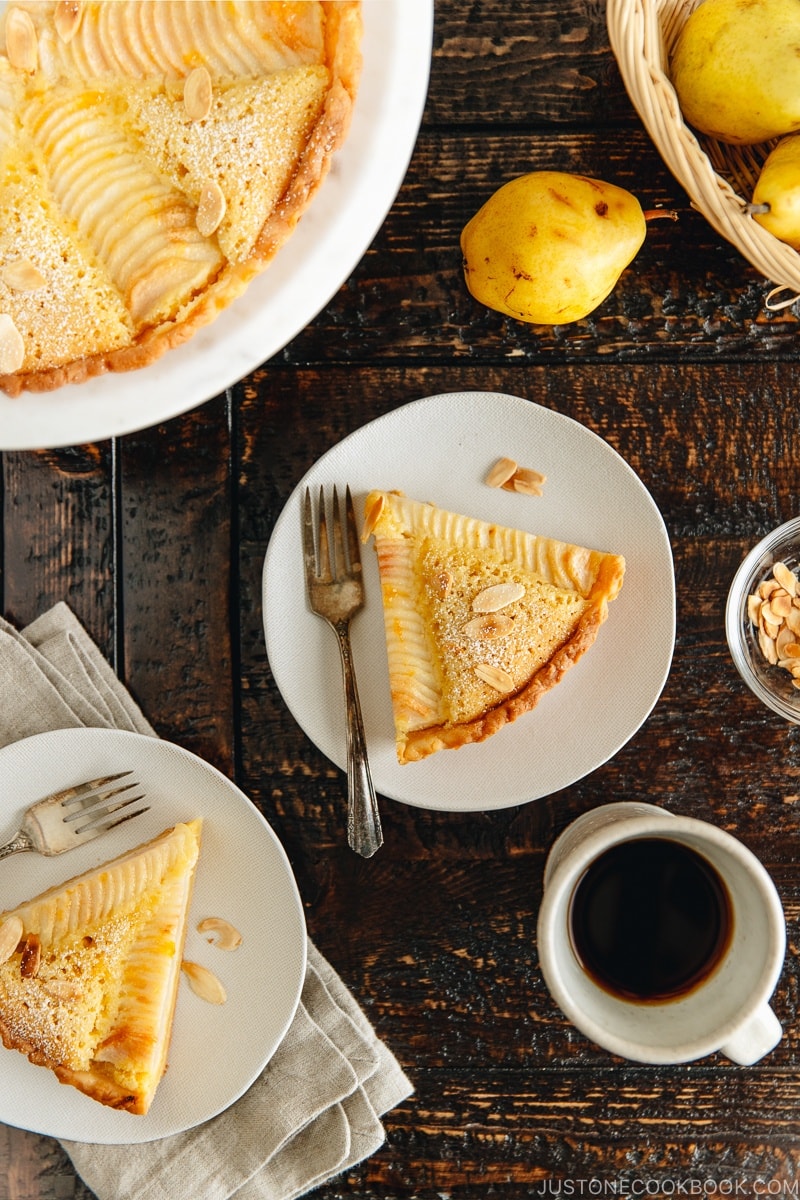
[{"left": 0, "top": 603, "right": 412, "bottom": 1200}]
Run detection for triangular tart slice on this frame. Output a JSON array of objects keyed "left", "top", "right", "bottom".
[
  {"left": 0, "top": 819, "right": 202, "bottom": 1114},
  {"left": 362, "top": 491, "right": 625, "bottom": 763}
]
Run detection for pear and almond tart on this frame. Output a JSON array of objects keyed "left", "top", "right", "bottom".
[
  {"left": 362, "top": 491, "right": 626, "bottom": 764},
  {"left": 0, "top": 820, "right": 202, "bottom": 1114},
  {"left": 0, "top": 1, "right": 362, "bottom": 395}
]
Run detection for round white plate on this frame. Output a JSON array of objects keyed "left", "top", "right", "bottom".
[
  {"left": 263, "top": 391, "right": 676, "bottom": 812},
  {"left": 0, "top": 727, "right": 306, "bottom": 1143},
  {"left": 0, "top": 0, "right": 433, "bottom": 450}
]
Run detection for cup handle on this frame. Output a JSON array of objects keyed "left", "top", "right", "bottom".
[{"left": 719, "top": 1005, "right": 782, "bottom": 1065}]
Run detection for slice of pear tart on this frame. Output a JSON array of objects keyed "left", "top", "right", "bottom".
[
  {"left": 362, "top": 491, "right": 626, "bottom": 764},
  {"left": 0, "top": 819, "right": 202, "bottom": 1114},
  {"left": 0, "top": 1, "right": 362, "bottom": 394}
]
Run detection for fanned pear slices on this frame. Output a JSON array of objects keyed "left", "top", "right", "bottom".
[
  {"left": 362, "top": 491, "right": 626, "bottom": 764},
  {"left": 0, "top": 820, "right": 202, "bottom": 1114},
  {"left": 0, "top": 1, "right": 362, "bottom": 394}
]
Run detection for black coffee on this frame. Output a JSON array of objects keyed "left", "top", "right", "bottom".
[{"left": 568, "top": 837, "right": 733, "bottom": 1002}]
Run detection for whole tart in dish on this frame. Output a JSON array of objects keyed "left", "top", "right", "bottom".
[
  {"left": 362, "top": 491, "right": 626, "bottom": 764},
  {"left": 0, "top": 820, "right": 202, "bottom": 1114},
  {"left": 0, "top": 1, "right": 362, "bottom": 395}
]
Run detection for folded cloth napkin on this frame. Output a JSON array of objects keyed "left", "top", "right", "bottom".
[{"left": 0, "top": 603, "right": 413, "bottom": 1200}]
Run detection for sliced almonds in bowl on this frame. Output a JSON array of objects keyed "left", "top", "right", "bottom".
[{"left": 747, "top": 560, "right": 800, "bottom": 686}]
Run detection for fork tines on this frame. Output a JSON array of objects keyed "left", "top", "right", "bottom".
[
  {"left": 304, "top": 484, "right": 362, "bottom": 580},
  {"left": 59, "top": 772, "right": 150, "bottom": 834}
]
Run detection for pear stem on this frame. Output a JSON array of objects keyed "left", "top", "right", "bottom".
[
  {"left": 642, "top": 208, "right": 679, "bottom": 223},
  {"left": 744, "top": 202, "right": 771, "bottom": 216}
]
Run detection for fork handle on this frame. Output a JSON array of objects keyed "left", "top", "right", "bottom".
[
  {"left": 335, "top": 624, "right": 383, "bottom": 858},
  {"left": 0, "top": 830, "right": 34, "bottom": 861}
]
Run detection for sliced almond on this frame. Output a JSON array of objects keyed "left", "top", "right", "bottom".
[
  {"left": 462, "top": 613, "right": 513, "bottom": 640},
  {"left": 747, "top": 594, "right": 761, "bottom": 625},
  {"left": 197, "top": 916, "right": 242, "bottom": 951},
  {"left": 42, "top": 979, "right": 83, "bottom": 1002},
  {"left": 196, "top": 181, "right": 226, "bottom": 237},
  {"left": 54, "top": 0, "right": 82, "bottom": 43},
  {"left": 773, "top": 561, "right": 798, "bottom": 596},
  {"left": 758, "top": 579, "right": 779, "bottom": 600},
  {"left": 472, "top": 581, "right": 525, "bottom": 612},
  {"left": 770, "top": 592, "right": 793, "bottom": 620},
  {"left": 0, "top": 915, "right": 23, "bottom": 965},
  {"left": 431, "top": 570, "right": 452, "bottom": 599},
  {"left": 787, "top": 607, "right": 800, "bottom": 637},
  {"left": 508, "top": 475, "right": 544, "bottom": 497},
  {"left": 5, "top": 7, "right": 38, "bottom": 72},
  {"left": 0, "top": 314, "right": 25, "bottom": 374},
  {"left": 758, "top": 626, "right": 778, "bottom": 665},
  {"left": 484, "top": 457, "right": 517, "bottom": 489},
  {"left": 19, "top": 932, "right": 41, "bottom": 979},
  {"left": 184, "top": 66, "right": 213, "bottom": 121},
  {"left": 776, "top": 624, "right": 796, "bottom": 658},
  {"left": 475, "top": 663, "right": 514, "bottom": 692},
  {"left": 182, "top": 960, "right": 227, "bottom": 1004},
  {"left": 1, "top": 259, "right": 45, "bottom": 292},
  {"left": 361, "top": 492, "right": 384, "bottom": 542}
]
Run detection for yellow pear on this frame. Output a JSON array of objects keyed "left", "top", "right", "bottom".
[
  {"left": 461, "top": 172, "right": 655, "bottom": 325},
  {"left": 670, "top": 0, "right": 800, "bottom": 145},
  {"left": 748, "top": 134, "right": 800, "bottom": 247}
]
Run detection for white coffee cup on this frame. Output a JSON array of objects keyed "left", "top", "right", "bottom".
[{"left": 537, "top": 802, "right": 786, "bottom": 1065}]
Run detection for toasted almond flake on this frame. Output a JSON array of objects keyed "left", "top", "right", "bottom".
[
  {"left": 759, "top": 579, "right": 779, "bottom": 600},
  {"left": 184, "top": 66, "right": 213, "bottom": 121},
  {"left": 747, "top": 594, "right": 761, "bottom": 624},
  {"left": 475, "top": 663, "right": 514, "bottom": 692},
  {"left": 771, "top": 592, "right": 794, "bottom": 619},
  {"left": 42, "top": 979, "right": 83, "bottom": 1002},
  {"left": 0, "top": 314, "right": 24, "bottom": 374},
  {"left": 431, "top": 570, "right": 452, "bottom": 599},
  {"left": 1, "top": 259, "right": 45, "bottom": 292},
  {"left": 196, "top": 181, "right": 226, "bottom": 237},
  {"left": 197, "top": 916, "right": 242, "bottom": 951},
  {"left": 508, "top": 475, "right": 544, "bottom": 497},
  {"left": 513, "top": 466, "right": 547, "bottom": 487},
  {"left": 5, "top": 7, "right": 38, "bottom": 72},
  {"left": 758, "top": 627, "right": 778, "bottom": 665},
  {"left": 787, "top": 608, "right": 800, "bottom": 637},
  {"left": 773, "top": 561, "right": 798, "bottom": 596},
  {"left": 19, "top": 932, "right": 41, "bottom": 979},
  {"left": 54, "top": 0, "right": 82, "bottom": 42},
  {"left": 484, "top": 457, "right": 517, "bottom": 489},
  {"left": 472, "top": 581, "right": 526, "bottom": 612},
  {"left": 462, "top": 613, "right": 513, "bottom": 640},
  {"left": 777, "top": 625, "right": 795, "bottom": 657},
  {"left": 361, "top": 493, "right": 384, "bottom": 542},
  {"left": 182, "top": 959, "right": 227, "bottom": 1003},
  {"left": 761, "top": 601, "right": 783, "bottom": 628},
  {"left": 0, "top": 915, "right": 23, "bottom": 965}
]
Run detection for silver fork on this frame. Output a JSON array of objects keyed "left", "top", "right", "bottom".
[
  {"left": 0, "top": 772, "right": 149, "bottom": 861},
  {"left": 303, "top": 485, "right": 383, "bottom": 858}
]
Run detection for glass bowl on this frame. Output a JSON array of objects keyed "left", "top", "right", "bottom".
[{"left": 726, "top": 517, "right": 800, "bottom": 724}]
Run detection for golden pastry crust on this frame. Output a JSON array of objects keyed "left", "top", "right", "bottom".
[
  {"left": 363, "top": 491, "right": 626, "bottom": 764},
  {"left": 0, "top": 1, "right": 362, "bottom": 395},
  {"left": 0, "top": 820, "right": 202, "bottom": 1114}
]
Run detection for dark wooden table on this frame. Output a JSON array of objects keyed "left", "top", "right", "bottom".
[{"left": 3, "top": 1, "right": 800, "bottom": 1196}]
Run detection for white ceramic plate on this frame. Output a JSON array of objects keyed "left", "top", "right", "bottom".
[
  {"left": 263, "top": 391, "right": 676, "bottom": 812},
  {"left": 0, "top": 0, "right": 433, "bottom": 450},
  {"left": 0, "top": 727, "right": 306, "bottom": 1143}
]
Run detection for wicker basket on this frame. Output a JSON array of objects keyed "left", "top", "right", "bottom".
[{"left": 606, "top": 0, "right": 800, "bottom": 304}]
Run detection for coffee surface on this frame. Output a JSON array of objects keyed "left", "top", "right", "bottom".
[{"left": 568, "top": 837, "right": 733, "bottom": 1002}]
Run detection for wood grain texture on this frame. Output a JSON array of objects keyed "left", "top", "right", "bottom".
[{"left": 4, "top": 0, "right": 800, "bottom": 1197}]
